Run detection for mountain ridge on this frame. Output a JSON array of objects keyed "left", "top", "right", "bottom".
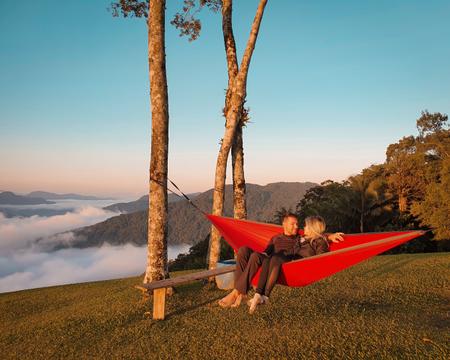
[
  {"left": 27, "top": 191, "right": 111, "bottom": 201},
  {"left": 103, "top": 193, "right": 201, "bottom": 213},
  {"left": 37, "top": 182, "right": 316, "bottom": 250},
  {"left": 0, "top": 191, "right": 55, "bottom": 205}
]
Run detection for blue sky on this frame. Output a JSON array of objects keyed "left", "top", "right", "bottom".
[{"left": 1, "top": 0, "right": 449, "bottom": 197}]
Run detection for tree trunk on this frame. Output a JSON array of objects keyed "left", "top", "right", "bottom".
[
  {"left": 222, "top": 0, "right": 247, "bottom": 221},
  {"left": 144, "top": 0, "right": 169, "bottom": 284},
  {"left": 222, "top": 0, "right": 238, "bottom": 82},
  {"left": 208, "top": 0, "right": 268, "bottom": 271},
  {"left": 399, "top": 194, "right": 407, "bottom": 213},
  {"left": 360, "top": 194, "right": 365, "bottom": 233},
  {"left": 232, "top": 124, "right": 247, "bottom": 220}
]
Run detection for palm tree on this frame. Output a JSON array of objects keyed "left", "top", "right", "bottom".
[{"left": 347, "top": 165, "right": 393, "bottom": 233}]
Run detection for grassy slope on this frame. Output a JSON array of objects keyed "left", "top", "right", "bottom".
[{"left": 1, "top": 253, "right": 449, "bottom": 359}]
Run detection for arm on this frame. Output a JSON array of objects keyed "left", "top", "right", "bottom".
[
  {"left": 292, "top": 236, "right": 303, "bottom": 256},
  {"left": 262, "top": 236, "right": 275, "bottom": 256},
  {"left": 314, "top": 238, "right": 330, "bottom": 255},
  {"left": 325, "top": 232, "right": 345, "bottom": 243}
]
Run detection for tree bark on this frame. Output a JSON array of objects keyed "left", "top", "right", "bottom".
[
  {"left": 144, "top": 0, "right": 169, "bottom": 284},
  {"left": 208, "top": 0, "right": 267, "bottom": 270},
  {"left": 222, "top": 0, "right": 238, "bottom": 83},
  {"left": 360, "top": 195, "right": 364, "bottom": 233},
  {"left": 222, "top": 0, "right": 247, "bottom": 221},
  {"left": 399, "top": 193, "right": 407, "bottom": 213},
  {"left": 232, "top": 124, "right": 247, "bottom": 220}
]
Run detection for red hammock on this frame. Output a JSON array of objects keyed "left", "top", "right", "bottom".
[{"left": 207, "top": 215, "right": 425, "bottom": 287}]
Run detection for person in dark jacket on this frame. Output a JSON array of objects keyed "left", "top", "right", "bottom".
[
  {"left": 248, "top": 215, "right": 329, "bottom": 313},
  {"left": 218, "top": 213, "right": 343, "bottom": 308}
]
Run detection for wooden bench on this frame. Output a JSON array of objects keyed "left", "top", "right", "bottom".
[{"left": 140, "top": 265, "right": 236, "bottom": 320}]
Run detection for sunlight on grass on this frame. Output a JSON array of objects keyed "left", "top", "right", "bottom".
[{"left": 1, "top": 253, "right": 449, "bottom": 359}]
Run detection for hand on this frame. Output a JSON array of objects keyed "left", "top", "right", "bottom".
[{"left": 328, "top": 232, "right": 345, "bottom": 243}]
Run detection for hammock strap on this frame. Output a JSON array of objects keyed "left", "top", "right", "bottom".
[
  {"left": 150, "top": 176, "right": 206, "bottom": 215},
  {"left": 168, "top": 178, "right": 207, "bottom": 215}
]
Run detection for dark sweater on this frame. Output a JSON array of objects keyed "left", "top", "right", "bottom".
[
  {"left": 296, "top": 236, "right": 329, "bottom": 258},
  {"left": 263, "top": 233, "right": 329, "bottom": 258}
]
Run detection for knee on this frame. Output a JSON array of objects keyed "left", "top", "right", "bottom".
[
  {"left": 270, "top": 255, "right": 284, "bottom": 266},
  {"left": 237, "top": 246, "right": 252, "bottom": 261},
  {"left": 249, "top": 252, "right": 263, "bottom": 265}
]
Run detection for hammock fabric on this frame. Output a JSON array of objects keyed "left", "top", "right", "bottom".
[{"left": 207, "top": 215, "right": 425, "bottom": 287}]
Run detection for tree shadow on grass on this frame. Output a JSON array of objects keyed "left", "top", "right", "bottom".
[
  {"left": 164, "top": 293, "right": 225, "bottom": 320},
  {"left": 148, "top": 281, "right": 229, "bottom": 320},
  {"left": 345, "top": 299, "right": 395, "bottom": 313},
  {"left": 358, "top": 256, "right": 416, "bottom": 279}
]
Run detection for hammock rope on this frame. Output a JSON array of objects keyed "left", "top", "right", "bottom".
[{"left": 150, "top": 176, "right": 206, "bottom": 215}]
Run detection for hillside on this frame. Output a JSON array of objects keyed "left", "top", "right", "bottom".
[
  {"left": 0, "top": 207, "right": 71, "bottom": 218},
  {"left": 0, "top": 191, "right": 54, "bottom": 205},
  {"left": 39, "top": 182, "right": 316, "bottom": 250},
  {"left": 103, "top": 192, "right": 200, "bottom": 213},
  {"left": 1, "top": 253, "right": 448, "bottom": 359},
  {"left": 27, "top": 191, "right": 109, "bottom": 200}
]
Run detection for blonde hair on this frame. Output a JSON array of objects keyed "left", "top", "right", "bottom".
[{"left": 304, "top": 215, "right": 326, "bottom": 241}]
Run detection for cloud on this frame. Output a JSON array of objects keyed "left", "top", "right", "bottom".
[
  {"left": 0, "top": 243, "right": 191, "bottom": 294},
  {"left": 0, "top": 199, "right": 192, "bottom": 294},
  {"left": 0, "top": 198, "right": 125, "bottom": 211},
  {"left": 0, "top": 207, "right": 115, "bottom": 255},
  {"left": 33, "top": 231, "right": 80, "bottom": 251}
]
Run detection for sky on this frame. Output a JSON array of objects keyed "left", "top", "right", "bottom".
[{"left": 1, "top": 0, "right": 449, "bottom": 198}]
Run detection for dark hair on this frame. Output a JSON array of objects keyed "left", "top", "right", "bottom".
[{"left": 282, "top": 213, "right": 298, "bottom": 222}]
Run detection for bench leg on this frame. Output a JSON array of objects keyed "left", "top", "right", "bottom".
[{"left": 153, "top": 288, "right": 166, "bottom": 320}]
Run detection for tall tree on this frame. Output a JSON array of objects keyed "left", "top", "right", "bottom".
[
  {"left": 385, "top": 111, "right": 448, "bottom": 216},
  {"left": 172, "top": 0, "right": 249, "bottom": 267},
  {"left": 296, "top": 178, "right": 393, "bottom": 234},
  {"left": 411, "top": 156, "right": 450, "bottom": 239},
  {"left": 111, "top": 0, "right": 169, "bottom": 283},
  {"left": 385, "top": 135, "right": 426, "bottom": 213},
  {"left": 296, "top": 181, "right": 360, "bottom": 233},
  {"left": 411, "top": 111, "right": 450, "bottom": 239},
  {"left": 221, "top": 0, "right": 249, "bottom": 222},
  {"left": 208, "top": 0, "right": 268, "bottom": 271},
  {"left": 113, "top": 0, "right": 250, "bottom": 281},
  {"left": 171, "top": 1, "right": 248, "bottom": 223},
  {"left": 347, "top": 165, "right": 392, "bottom": 233},
  {"left": 145, "top": 0, "right": 170, "bottom": 283}
]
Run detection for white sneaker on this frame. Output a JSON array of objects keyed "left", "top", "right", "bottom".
[
  {"left": 261, "top": 295, "right": 269, "bottom": 304},
  {"left": 249, "top": 293, "right": 262, "bottom": 314}
]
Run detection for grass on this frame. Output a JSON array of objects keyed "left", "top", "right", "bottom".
[{"left": 1, "top": 253, "right": 449, "bottom": 359}]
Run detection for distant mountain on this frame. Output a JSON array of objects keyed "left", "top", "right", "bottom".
[
  {"left": 0, "top": 207, "right": 73, "bottom": 218},
  {"left": 103, "top": 193, "right": 200, "bottom": 213},
  {"left": 38, "top": 182, "right": 316, "bottom": 250},
  {"left": 27, "top": 191, "right": 110, "bottom": 201},
  {"left": 0, "top": 191, "right": 55, "bottom": 205}
]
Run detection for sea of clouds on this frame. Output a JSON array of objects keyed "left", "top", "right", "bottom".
[
  {"left": 0, "top": 206, "right": 114, "bottom": 254},
  {"left": 0, "top": 243, "right": 191, "bottom": 293},
  {"left": 0, "top": 199, "right": 191, "bottom": 293}
]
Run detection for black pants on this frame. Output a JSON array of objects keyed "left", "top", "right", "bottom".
[
  {"left": 234, "top": 246, "right": 266, "bottom": 295},
  {"left": 256, "top": 253, "right": 292, "bottom": 297}
]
